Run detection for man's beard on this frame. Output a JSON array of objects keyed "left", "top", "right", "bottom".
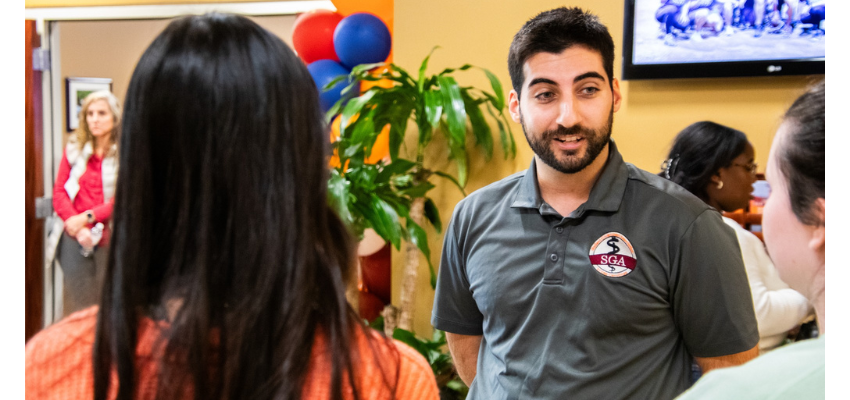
[{"left": 521, "top": 108, "right": 614, "bottom": 174}]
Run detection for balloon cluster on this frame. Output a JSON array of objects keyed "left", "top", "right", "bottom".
[{"left": 293, "top": 9, "right": 392, "bottom": 112}]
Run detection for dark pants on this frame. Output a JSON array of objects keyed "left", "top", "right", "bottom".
[{"left": 57, "top": 233, "right": 108, "bottom": 317}]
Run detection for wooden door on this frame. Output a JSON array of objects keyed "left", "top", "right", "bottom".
[{"left": 25, "top": 19, "right": 44, "bottom": 342}]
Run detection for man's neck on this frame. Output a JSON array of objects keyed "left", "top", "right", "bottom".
[{"left": 536, "top": 144, "right": 609, "bottom": 217}]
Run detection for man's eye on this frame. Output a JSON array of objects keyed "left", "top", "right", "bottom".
[
  {"left": 535, "top": 92, "right": 554, "bottom": 100},
  {"left": 581, "top": 87, "right": 600, "bottom": 95}
]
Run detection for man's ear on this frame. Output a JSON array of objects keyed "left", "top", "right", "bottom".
[
  {"left": 809, "top": 198, "right": 826, "bottom": 252},
  {"left": 508, "top": 90, "right": 521, "bottom": 123},
  {"left": 612, "top": 78, "right": 622, "bottom": 113}
]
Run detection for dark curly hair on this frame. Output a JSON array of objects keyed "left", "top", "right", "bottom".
[{"left": 660, "top": 121, "right": 749, "bottom": 202}]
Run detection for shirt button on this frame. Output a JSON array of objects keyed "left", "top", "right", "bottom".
[
  {"left": 550, "top": 253, "right": 558, "bottom": 262},
  {"left": 555, "top": 227, "right": 564, "bottom": 234}
]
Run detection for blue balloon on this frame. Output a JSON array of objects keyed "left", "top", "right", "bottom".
[
  {"left": 307, "top": 59, "right": 357, "bottom": 112},
  {"left": 333, "top": 13, "right": 392, "bottom": 69}
]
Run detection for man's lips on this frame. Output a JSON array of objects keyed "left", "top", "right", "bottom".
[{"left": 553, "top": 136, "right": 583, "bottom": 150}]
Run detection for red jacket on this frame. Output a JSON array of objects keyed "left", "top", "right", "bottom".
[{"left": 52, "top": 147, "right": 114, "bottom": 244}]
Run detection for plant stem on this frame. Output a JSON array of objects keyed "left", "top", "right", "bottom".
[
  {"left": 398, "top": 197, "right": 425, "bottom": 330},
  {"left": 346, "top": 257, "right": 361, "bottom": 317}
]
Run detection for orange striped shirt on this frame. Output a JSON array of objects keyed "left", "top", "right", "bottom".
[{"left": 25, "top": 307, "right": 439, "bottom": 399}]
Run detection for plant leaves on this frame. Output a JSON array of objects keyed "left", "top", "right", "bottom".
[
  {"left": 351, "top": 62, "right": 388, "bottom": 76},
  {"left": 486, "top": 102, "right": 516, "bottom": 159},
  {"left": 417, "top": 46, "right": 440, "bottom": 93},
  {"left": 423, "top": 198, "right": 442, "bottom": 234},
  {"left": 375, "top": 158, "right": 416, "bottom": 183},
  {"left": 406, "top": 219, "right": 436, "bottom": 288},
  {"left": 354, "top": 194, "right": 402, "bottom": 250},
  {"left": 340, "top": 89, "right": 378, "bottom": 131},
  {"left": 433, "top": 171, "right": 467, "bottom": 196},
  {"left": 461, "top": 89, "right": 494, "bottom": 161},
  {"left": 436, "top": 76, "right": 469, "bottom": 186},
  {"left": 406, "top": 219, "right": 430, "bottom": 262},
  {"left": 478, "top": 66, "right": 506, "bottom": 110},
  {"left": 438, "top": 64, "right": 471, "bottom": 76},
  {"left": 423, "top": 90, "right": 443, "bottom": 133},
  {"left": 398, "top": 180, "right": 436, "bottom": 198},
  {"left": 327, "top": 170, "right": 355, "bottom": 229},
  {"left": 437, "top": 76, "right": 467, "bottom": 145}
]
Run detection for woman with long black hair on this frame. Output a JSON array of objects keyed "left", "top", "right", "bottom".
[{"left": 26, "top": 13, "right": 438, "bottom": 400}]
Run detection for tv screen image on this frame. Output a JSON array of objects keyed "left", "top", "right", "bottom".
[{"left": 623, "top": 0, "right": 825, "bottom": 79}]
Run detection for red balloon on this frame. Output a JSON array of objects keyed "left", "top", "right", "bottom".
[
  {"left": 359, "top": 290, "right": 385, "bottom": 322},
  {"left": 292, "top": 9, "right": 344, "bottom": 63}
]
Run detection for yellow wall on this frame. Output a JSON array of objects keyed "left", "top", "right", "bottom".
[
  {"left": 28, "top": 0, "right": 821, "bottom": 338},
  {"left": 25, "top": 0, "right": 291, "bottom": 7},
  {"left": 391, "top": 0, "right": 821, "bottom": 335}
]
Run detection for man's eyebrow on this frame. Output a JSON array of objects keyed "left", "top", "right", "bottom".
[
  {"left": 574, "top": 71, "right": 606, "bottom": 83},
  {"left": 527, "top": 73, "right": 606, "bottom": 89},
  {"left": 527, "top": 77, "right": 557, "bottom": 88}
]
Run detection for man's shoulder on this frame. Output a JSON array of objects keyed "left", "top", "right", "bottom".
[
  {"left": 623, "top": 163, "right": 712, "bottom": 219},
  {"left": 454, "top": 169, "right": 526, "bottom": 214}
]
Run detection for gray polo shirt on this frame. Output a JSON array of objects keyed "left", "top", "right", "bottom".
[{"left": 432, "top": 141, "right": 758, "bottom": 399}]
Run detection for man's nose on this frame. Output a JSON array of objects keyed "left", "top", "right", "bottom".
[{"left": 555, "top": 97, "right": 580, "bottom": 128}]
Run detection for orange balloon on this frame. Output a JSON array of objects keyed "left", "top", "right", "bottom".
[
  {"left": 328, "top": 114, "right": 389, "bottom": 166},
  {"left": 365, "top": 124, "right": 390, "bottom": 164},
  {"left": 361, "top": 66, "right": 395, "bottom": 92}
]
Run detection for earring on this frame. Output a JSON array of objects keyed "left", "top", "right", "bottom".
[{"left": 717, "top": 180, "right": 724, "bottom": 190}]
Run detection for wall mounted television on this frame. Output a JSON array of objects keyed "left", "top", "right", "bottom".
[{"left": 622, "top": 0, "right": 825, "bottom": 80}]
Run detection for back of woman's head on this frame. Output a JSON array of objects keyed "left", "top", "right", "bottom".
[
  {"left": 95, "top": 13, "right": 359, "bottom": 400},
  {"left": 779, "top": 80, "right": 825, "bottom": 225},
  {"left": 661, "top": 121, "right": 749, "bottom": 201}
]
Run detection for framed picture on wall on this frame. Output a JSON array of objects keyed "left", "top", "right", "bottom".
[{"left": 66, "top": 77, "right": 113, "bottom": 132}]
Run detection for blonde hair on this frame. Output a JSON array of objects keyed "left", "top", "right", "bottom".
[{"left": 74, "top": 90, "right": 121, "bottom": 152}]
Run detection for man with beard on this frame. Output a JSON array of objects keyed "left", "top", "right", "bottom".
[{"left": 431, "top": 7, "right": 759, "bottom": 399}]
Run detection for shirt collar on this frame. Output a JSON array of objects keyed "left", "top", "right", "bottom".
[{"left": 510, "top": 140, "right": 629, "bottom": 216}]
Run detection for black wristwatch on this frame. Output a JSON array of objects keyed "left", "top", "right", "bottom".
[{"left": 86, "top": 210, "right": 95, "bottom": 224}]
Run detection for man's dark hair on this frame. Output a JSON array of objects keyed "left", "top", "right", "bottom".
[
  {"left": 660, "top": 121, "right": 749, "bottom": 203},
  {"left": 779, "top": 80, "right": 825, "bottom": 226},
  {"left": 508, "top": 7, "right": 615, "bottom": 96}
]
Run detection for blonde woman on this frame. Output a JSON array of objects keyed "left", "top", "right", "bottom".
[{"left": 51, "top": 90, "right": 120, "bottom": 317}]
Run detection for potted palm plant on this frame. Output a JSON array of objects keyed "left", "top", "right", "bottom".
[
  {"left": 325, "top": 49, "right": 515, "bottom": 399},
  {"left": 326, "top": 48, "right": 516, "bottom": 334}
]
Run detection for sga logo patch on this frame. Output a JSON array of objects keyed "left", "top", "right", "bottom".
[{"left": 588, "top": 232, "right": 637, "bottom": 278}]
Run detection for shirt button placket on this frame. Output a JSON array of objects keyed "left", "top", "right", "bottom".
[{"left": 543, "top": 224, "right": 566, "bottom": 284}]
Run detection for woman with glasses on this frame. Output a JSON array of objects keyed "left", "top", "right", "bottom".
[
  {"left": 661, "top": 121, "right": 810, "bottom": 353},
  {"left": 675, "top": 81, "right": 825, "bottom": 399}
]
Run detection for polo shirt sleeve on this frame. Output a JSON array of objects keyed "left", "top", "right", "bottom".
[
  {"left": 431, "top": 208, "right": 484, "bottom": 335},
  {"left": 670, "top": 209, "right": 759, "bottom": 358}
]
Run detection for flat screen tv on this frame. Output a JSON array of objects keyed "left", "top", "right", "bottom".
[{"left": 622, "top": 0, "right": 825, "bottom": 80}]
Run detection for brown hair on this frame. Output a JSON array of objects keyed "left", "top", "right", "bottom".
[{"left": 779, "top": 80, "right": 825, "bottom": 226}]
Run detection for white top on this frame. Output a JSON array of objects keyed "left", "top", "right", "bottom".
[{"left": 722, "top": 217, "right": 811, "bottom": 351}]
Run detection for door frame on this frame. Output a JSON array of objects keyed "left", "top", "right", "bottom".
[{"left": 25, "top": 0, "right": 335, "bottom": 331}]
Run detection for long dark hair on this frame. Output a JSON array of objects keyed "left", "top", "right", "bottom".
[
  {"left": 780, "top": 80, "right": 825, "bottom": 226},
  {"left": 93, "top": 13, "right": 384, "bottom": 400},
  {"left": 660, "top": 121, "right": 749, "bottom": 202}
]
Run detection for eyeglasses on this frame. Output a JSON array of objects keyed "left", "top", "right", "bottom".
[{"left": 731, "top": 162, "right": 758, "bottom": 175}]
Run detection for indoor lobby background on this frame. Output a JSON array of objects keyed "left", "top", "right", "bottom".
[{"left": 24, "top": 0, "right": 820, "bottom": 338}]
